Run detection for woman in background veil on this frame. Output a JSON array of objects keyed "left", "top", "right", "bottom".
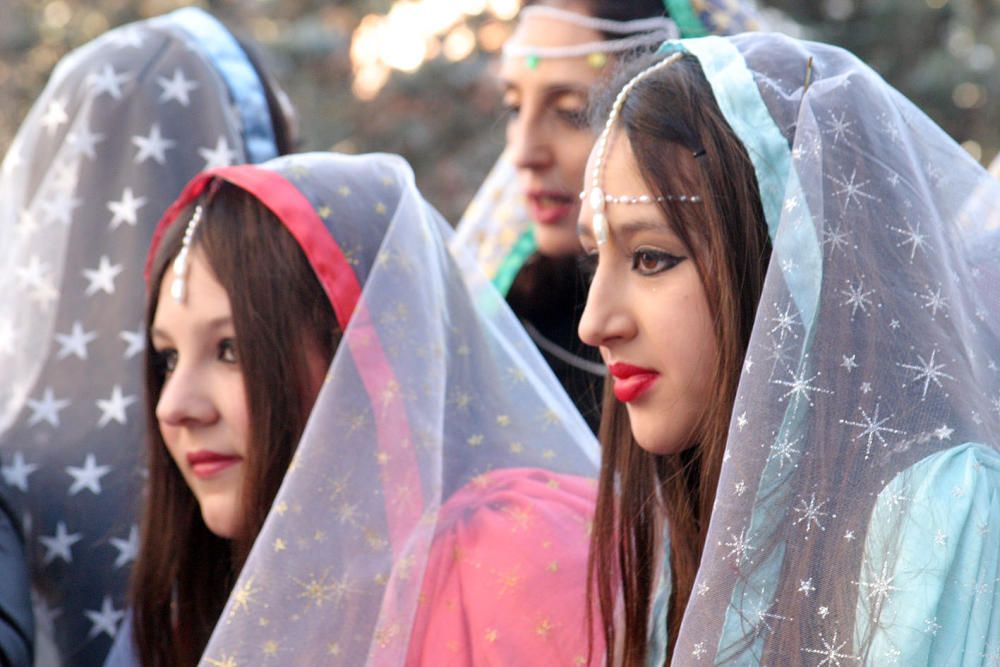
[
  {"left": 0, "top": 8, "right": 294, "bottom": 664},
  {"left": 451, "top": 0, "right": 763, "bottom": 431}
]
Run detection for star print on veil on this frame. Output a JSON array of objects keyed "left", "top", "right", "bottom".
[{"left": 0, "top": 8, "right": 279, "bottom": 664}]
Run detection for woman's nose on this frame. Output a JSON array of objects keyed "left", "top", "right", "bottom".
[
  {"left": 578, "top": 263, "right": 635, "bottom": 350},
  {"left": 155, "top": 362, "right": 217, "bottom": 427},
  {"left": 508, "top": 111, "right": 553, "bottom": 172}
]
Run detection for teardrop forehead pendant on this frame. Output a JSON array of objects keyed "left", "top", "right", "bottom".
[
  {"left": 585, "top": 51, "right": 693, "bottom": 247},
  {"left": 170, "top": 204, "right": 204, "bottom": 303}
]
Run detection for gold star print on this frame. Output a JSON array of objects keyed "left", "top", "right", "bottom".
[
  {"left": 375, "top": 201, "right": 387, "bottom": 215},
  {"left": 289, "top": 165, "right": 308, "bottom": 180},
  {"left": 496, "top": 414, "right": 511, "bottom": 427},
  {"left": 375, "top": 623, "right": 399, "bottom": 648},
  {"left": 295, "top": 573, "right": 338, "bottom": 609},
  {"left": 205, "top": 657, "right": 238, "bottom": 667},
  {"left": 376, "top": 451, "right": 390, "bottom": 465},
  {"left": 381, "top": 379, "right": 400, "bottom": 407},
  {"left": 497, "top": 568, "right": 522, "bottom": 595},
  {"left": 337, "top": 502, "right": 360, "bottom": 525},
  {"left": 546, "top": 478, "right": 560, "bottom": 490},
  {"left": 452, "top": 392, "right": 472, "bottom": 409},
  {"left": 275, "top": 501, "right": 288, "bottom": 516},
  {"left": 457, "top": 344, "right": 471, "bottom": 356},
  {"left": 328, "top": 477, "right": 349, "bottom": 501},
  {"left": 485, "top": 628, "right": 499, "bottom": 643},
  {"left": 273, "top": 538, "right": 286, "bottom": 552},
  {"left": 313, "top": 530, "right": 327, "bottom": 542},
  {"left": 543, "top": 409, "right": 561, "bottom": 426},
  {"left": 509, "top": 442, "right": 524, "bottom": 454},
  {"left": 229, "top": 577, "right": 258, "bottom": 617},
  {"left": 503, "top": 505, "right": 531, "bottom": 531},
  {"left": 328, "top": 643, "right": 342, "bottom": 656},
  {"left": 338, "top": 185, "right": 351, "bottom": 197},
  {"left": 263, "top": 640, "right": 279, "bottom": 656},
  {"left": 470, "top": 473, "right": 491, "bottom": 489},
  {"left": 467, "top": 434, "right": 484, "bottom": 447},
  {"left": 536, "top": 618, "right": 554, "bottom": 638},
  {"left": 318, "top": 205, "right": 332, "bottom": 219},
  {"left": 542, "top": 449, "right": 556, "bottom": 460},
  {"left": 395, "top": 554, "right": 416, "bottom": 581},
  {"left": 258, "top": 617, "right": 270, "bottom": 626},
  {"left": 382, "top": 174, "right": 395, "bottom": 186},
  {"left": 349, "top": 413, "right": 368, "bottom": 433},
  {"left": 508, "top": 367, "right": 526, "bottom": 382},
  {"left": 547, "top": 560, "right": 559, "bottom": 573},
  {"left": 365, "top": 528, "right": 388, "bottom": 551}
]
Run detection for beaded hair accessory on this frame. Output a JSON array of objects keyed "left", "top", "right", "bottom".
[
  {"left": 169, "top": 204, "right": 204, "bottom": 303},
  {"left": 502, "top": 6, "right": 679, "bottom": 69},
  {"left": 588, "top": 51, "right": 701, "bottom": 245}
]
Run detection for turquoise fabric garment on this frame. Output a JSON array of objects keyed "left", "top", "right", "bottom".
[
  {"left": 609, "top": 33, "right": 1000, "bottom": 666},
  {"left": 859, "top": 442, "right": 1000, "bottom": 664}
]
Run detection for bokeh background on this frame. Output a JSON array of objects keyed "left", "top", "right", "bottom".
[{"left": 1, "top": 0, "right": 996, "bottom": 222}]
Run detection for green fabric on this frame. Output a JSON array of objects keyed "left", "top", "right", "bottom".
[
  {"left": 663, "top": 0, "right": 709, "bottom": 38},
  {"left": 493, "top": 227, "right": 536, "bottom": 297}
]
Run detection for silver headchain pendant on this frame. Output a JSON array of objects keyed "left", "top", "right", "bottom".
[
  {"left": 589, "top": 52, "right": 701, "bottom": 245},
  {"left": 170, "top": 204, "right": 204, "bottom": 303}
]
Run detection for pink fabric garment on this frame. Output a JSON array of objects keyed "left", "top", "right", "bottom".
[{"left": 407, "top": 467, "right": 603, "bottom": 666}]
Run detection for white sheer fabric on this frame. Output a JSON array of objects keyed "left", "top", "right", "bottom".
[
  {"left": 659, "top": 34, "right": 1000, "bottom": 665},
  {"left": 150, "top": 153, "right": 603, "bottom": 665},
  {"left": 0, "top": 8, "right": 278, "bottom": 664}
]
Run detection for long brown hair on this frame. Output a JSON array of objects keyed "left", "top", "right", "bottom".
[
  {"left": 586, "top": 53, "right": 770, "bottom": 665},
  {"left": 131, "top": 182, "right": 339, "bottom": 666}
]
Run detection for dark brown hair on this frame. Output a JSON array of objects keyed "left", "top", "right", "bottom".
[
  {"left": 586, "top": 52, "right": 771, "bottom": 665},
  {"left": 130, "top": 182, "right": 339, "bottom": 666},
  {"left": 524, "top": 0, "right": 668, "bottom": 31}
]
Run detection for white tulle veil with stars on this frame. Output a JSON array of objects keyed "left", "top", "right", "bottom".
[
  {"left": 650, "top": 34, "right": 1000, "bottom": 665},
  {"left": 144, "top": 152, "right": 603, "bottom": 665},
  {"left": 0, "top": 8, "right": 281, "bottom": 664}
]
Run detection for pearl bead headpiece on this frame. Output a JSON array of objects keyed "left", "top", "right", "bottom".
[
  {"left": 170, "top": 204, "right": 204, "bottom": 303},
  {"left": 502, "top": 6, "right": 679, "bottom": 69},
  {"left": 588, "top": 52, "right": 703, "bottom": 245}
]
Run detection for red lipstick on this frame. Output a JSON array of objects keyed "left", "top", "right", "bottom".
[
  {"left": 186, "top": 450, "right": 242, "bottom": 479},
  {"left": 608, "top": 362, "right": 659, "bottom": 403},
  {"left": 526, "top": 190, "right": 576, "bottom": 226}
]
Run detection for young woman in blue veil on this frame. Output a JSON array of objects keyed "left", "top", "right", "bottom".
[
  {"left": 579, "top": 35, "right": 1000, "bottom": 665},
  {"left": 0, "top": 8, "right": 294, "bottom": 664}
]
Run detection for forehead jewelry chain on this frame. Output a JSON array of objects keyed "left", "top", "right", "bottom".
[
  {"left": 589, "top": 51, "right": 701, "bottom": 245},
  {"left": 502, "top": 6, "right": 678, "bottom": 68},
  {"left": 170, "top": 204, "right": 204, "bottom": 303}
]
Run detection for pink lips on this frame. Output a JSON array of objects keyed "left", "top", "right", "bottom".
[
  {"left": 608, "top": 362, "right": 660, "bottom": 403},
  {"left": 526, "top": 190, "right": 576, "bottom": 226},
  {"left": 186, "top": 450, "right": 242, "bottom": 479}
]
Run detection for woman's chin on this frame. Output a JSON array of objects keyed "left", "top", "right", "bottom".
[
  {"left": 533, "top": 222, "right": 583, "bottom": 258},
  {"left": 200, "top": 501, "right": 240, "bottom": 540}
]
